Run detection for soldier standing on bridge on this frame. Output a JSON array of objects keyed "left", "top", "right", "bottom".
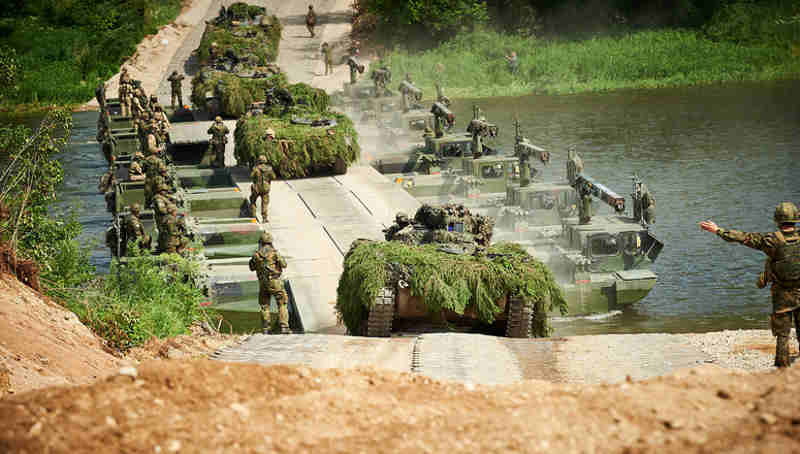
[
  {"left": 250, "top": 154, "right": 276, "bottom": 223},
  {"left": 321, "top": 42, "right": 333, "bottom": 76},
  {"left": 306, "top": 5, "right": 317, "bottom": 38},
  {"left": 208, "top": 116, "right": 229, "bottom": 168},
  {"left": 250, "top": 232, "right": 290, "bottom": 334},
  {"left": 700, "top": 202, "right": 800, "bottom": 368},
  {"left": 168, "top": 70, "right": 185, "bottom": 109}
]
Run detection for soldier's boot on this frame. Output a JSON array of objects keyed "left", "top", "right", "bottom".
[
  {"left": 278, "top": 304, "right": 292, "bottom": 334},
  {"left": 775, "top": 335, "right": 790, "bottom": 368},
  {"left": 260, "top": 309, "right": 270, "bottom": 335}
]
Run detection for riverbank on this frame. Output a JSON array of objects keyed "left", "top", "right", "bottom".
[{"left": 381, "top": 28, "right": 800, "bottom": 100}]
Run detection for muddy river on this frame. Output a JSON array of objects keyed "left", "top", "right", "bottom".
[{"left": 54, "top": 79, "right": 800, "bottom": 335}]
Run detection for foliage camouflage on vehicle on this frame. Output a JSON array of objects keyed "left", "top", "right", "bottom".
[
  {"left": 234, "top": 113, "right": 359, "bottom": 178},
  {"left": 195, "top": 5, "right": 282, "bottom": 67},
  {"left": 190, "top": 70, "right": 287, "bottom": 117},
  {"left": 336, "top": 241, "right": 566, "bottom": 337}
]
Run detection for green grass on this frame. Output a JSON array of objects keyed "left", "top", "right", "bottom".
[
  {"left": 383, "top": 28, "right": 800, "bottom": 99},
  {"left": 66, "top": 250, "right": 217, "bottom": 352}
]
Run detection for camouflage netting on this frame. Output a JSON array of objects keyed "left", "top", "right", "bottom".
[
  {"left": 336, "top": 241, "right": 567, "bottom": 337},
  {"left": 191, "top": 70, "right": 287, "bottom": 118},
  {"left": 195, "top": 5, "right": 282, "bottom": 67},
  {"left": 234, "top": 113, "right": 360, "bottom": 177}
]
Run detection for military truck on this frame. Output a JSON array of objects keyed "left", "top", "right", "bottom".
[{"left": 336, "top": 204, "right": 566, "bottom": 337}]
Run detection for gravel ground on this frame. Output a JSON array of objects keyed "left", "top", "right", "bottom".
[{"left": 684, "top": 329, "right": 798, "bottom": 371}]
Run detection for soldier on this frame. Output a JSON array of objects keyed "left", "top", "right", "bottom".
[
  {"left": 163, "top": 204, "right": 184, "bottom": 254},
  {"left": 153, "top": 183, "right": 176, "bottom": 253},
  {"left": 249, "top": 232, "right": 290, "bottom": 334},
  {"left": 305, "top": 5, "right": 317, "bottom": 38},
  {"left": 129, "top": 151, "right": 145, "bottom": 181},
  {"left": 207, "top": 116, "right": 229, "bottom": 168},
  {"left": 119, "top": 67, "right": 131, "bottom": 117},
  {"left": 143, "top": 148, "right": 165, "bottom": 208},
  {"left": 700, "top": 202, "right": 800, "bottom": 368},
  {"left": 384, "top": 212, "right": 412, "bottom": 241},
  {"left": 505, "top": 50, "right": 519, "bottom": 75},
  {"left": 250, "top": 154, "right": 276, "bottom": 223},
  {"left": 321, "top": 42, "right": 333, "bottom": 76},
  {"left": 167, "top": 70, "right": 185, "bottom": 109},
  {"left": 123, "top": 203, "right": 151, "bottom": 255},
  {"left": 95, "top": 82, "right": 106, "bottom": 107},
  {"left": 435, "top": 81, "right": 451, "bottom": 107},
  {"left": 566, "top": 148, "right": 583, "bottom": 186}
]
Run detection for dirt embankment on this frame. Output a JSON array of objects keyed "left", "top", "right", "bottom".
[
  {"left": 0, "top": 272, "right": 241, "bottom": 397},
  {"left": 1, "top": 359, "right": 799, "bottom": 453}
]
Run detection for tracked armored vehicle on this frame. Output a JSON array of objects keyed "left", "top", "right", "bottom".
[{"left": 336, "top": 204, "right": 567, "bottom": 337}]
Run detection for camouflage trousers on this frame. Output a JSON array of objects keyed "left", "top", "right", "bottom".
[
  {"left": 325, "top": 59, "right": 333, "bottom": 75},
  {"left": 307, "top": 23, "right": 315, "bottom": 37},
  {"left": 211, "top": 142, "right": 226, "bottom": 168},
  {"left": 171, "top": 90, "right": 182, "bottom": 109},
  {"left": 259, "top": 279, "right": 289, "bottom": 332},
  {"left": 249, "top": 188, "right": 269, "bottom": 222}
]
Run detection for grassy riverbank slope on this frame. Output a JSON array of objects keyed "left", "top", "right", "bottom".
[
  {"left": 0, "top": 0, "right": 183, "bottom": 111},
  {"left": 382, "top": 28, "right": 800, "bottom": 99}
]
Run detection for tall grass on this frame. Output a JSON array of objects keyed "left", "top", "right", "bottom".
[
  {"left": 67, "top": 249, "right": 216, "bottom": 352},
  {"left": 384, "top": 29, "right": 800, "bottom": 99}
]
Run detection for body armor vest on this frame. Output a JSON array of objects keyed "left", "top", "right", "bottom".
[{"left": 773, "top": 231, "right": 800, "bottom": 285}]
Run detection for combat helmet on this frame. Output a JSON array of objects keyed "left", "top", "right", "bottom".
[
  {"left": 259, "top": 232, "right": 273, "bottom": 245},
  {"left": 130, "top": 203, "right": 141, "bottom": 215},
  {"left": 395, "top": 212, "right": 409, "bottom": 225},
  {"left": 257, "top": 155, "right": 268, "bottom": 164},
  {"left": 156, "top": 182, "right": 171, "bottom": 193},
  {"left": 215, "top": 116, "right": 223, "bottom": 122},
  {"left": 774, "top": 202, "right": 800, "bottom": 225}
]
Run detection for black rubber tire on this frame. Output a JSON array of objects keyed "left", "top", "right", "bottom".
[
  {"left": 505, "top": 296, "right": 533, "bottom": 338},
  {"left": 333, "top": 156, "right": 348, "bottom": 175},
  {"left": 366, "top": 287, "right": 394, "bottom": 337}
]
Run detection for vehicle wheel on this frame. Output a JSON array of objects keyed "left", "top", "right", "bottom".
[
  {"left": 333, "top": 156, "right": 348, "bottom": 175},
  {"left": 505, "top": 296, "right": 532, "bottom": 338},
  {"left": 366, "top": 287, "right": 394, "bottom": 337}
]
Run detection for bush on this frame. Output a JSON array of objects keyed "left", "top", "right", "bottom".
[
  {"left": 703, "top": 0, "right": 800, "bottom": 47},
  {"left": 68, "top": 250, "right": 214, "bottom": 351},
  {"left": 191, "top": 70, "right": 288, "bottom": 117}
]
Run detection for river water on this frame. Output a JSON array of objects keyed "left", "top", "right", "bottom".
[{"left": 56, "top": 80, "right": 800, "bottom": 335}]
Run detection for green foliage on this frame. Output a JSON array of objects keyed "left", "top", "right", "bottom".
[
  {"left": 195, "top": 18, "right": 282, "bottom": 67},
  {"left": 0, "top": 109, "right": 95, "bottom": 296},
  {"left": 234, "top": 112, "right": 360, "bottom": 177},
  {"left": 703, "top": 0, "right": 799, "bottom": 47},
  {"left": 0, "top": 0, "right": 183, "bottom": 106},
  {"left": 191, "top": 70, "right": 287, "bottom": 117},
  {"left": 227, "top": 2, "right": 268, "bottom": 20},
  {"left": 362, "top": 0, "right": 488, "bottom": 39},
  {"left": 336, "top": 241, "right": 566, "bottom": 336},
  {"left": 67, "top": 250, "right": 213, "bottom": 351},
  {"left": 0, "top": 46, "right": 18, "bottom": 100},
  {"left": 382, "top": 28, "right": 800, "bottom": 99}
]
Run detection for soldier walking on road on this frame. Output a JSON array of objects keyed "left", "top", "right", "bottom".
[
  {"left": 168, "top": 70, "right": 185, "bottom": 109},
  {"left": 119, "top": 67, "right": 131, "bottom": 117},
  {"left": 306, "top": 5, "right": 317, "bottom": 38},
  {"left": 250, "top": 154, "right": 276, "bottom": 223},
  {"left": 250, "top": 232, "right": 290, "bottom": 334},
  {"left": 207, "top": 116, "right": 229, "bottom": 168},
  {"left": 700, "top": 202, "right": 800, "bottom": 368}
]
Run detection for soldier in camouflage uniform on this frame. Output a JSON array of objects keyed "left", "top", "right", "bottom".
[
  {"left": 321, "top": 42, "right": 333, "bottom": 76},
  {"left": 305, "top": 5, "right": 316, "bottom": 38},
  {"left": 249, "top": 232, "right": 290, "bottom": 334},
  {"left": 122, "top": 203, "right": 151, "bottom": 255},
  {"left": 249, "top": 154, "right": 276, "bottom": 222},
  {"left": 143, "top": 148, "right": 165, "bottom": 208},
  {"left": 167, "top": 70, "right": 185, "bottom": 109},
  {"left": 701, "top": 202, "right": 800, "bottom": 367},
  {"left": 207, "top": 116, "right": 229, "bottom": 168},
  {"left": 153, "top": 183, "right": 177, "bottom": 253},
  {"left": 129, "top": 151, "right": 145, "bottom": 181},
  {"left": 119, "top": 67, "right": 131, "bottom": 117}
]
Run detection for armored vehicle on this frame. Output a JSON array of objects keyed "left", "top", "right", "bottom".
[{"left": 336, "top": 204, "right": 566, "bottom": 337}]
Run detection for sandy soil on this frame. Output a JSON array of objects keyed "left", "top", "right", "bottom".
[
  {"left": 0, "top": 272, "right": 241, "bottom": 397},
  {"left": 2, "top": 360, "right": 800, "bottom": 453}
]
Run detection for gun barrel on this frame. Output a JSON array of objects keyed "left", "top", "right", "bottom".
[{"left": 575, "top": 174, "right": 625, "bottom": 213}]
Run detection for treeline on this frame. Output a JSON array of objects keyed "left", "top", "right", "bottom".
[
  {"left": 358, "top": 0, "right": 799, "bottom": 46},
  {"left": 0, "top": 0, "right": 183, "bottom": 107}
]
